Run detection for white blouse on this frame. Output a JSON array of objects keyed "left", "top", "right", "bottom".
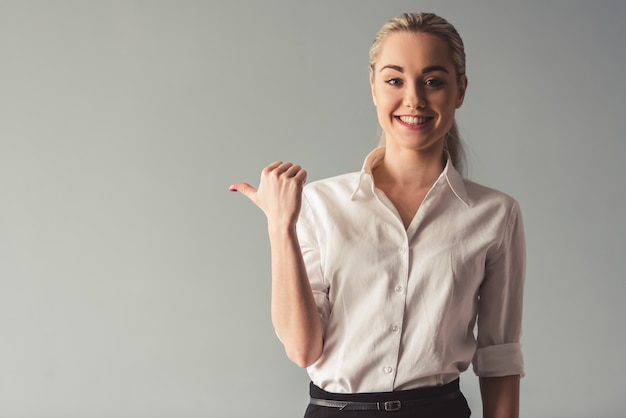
[{"left": 296, "top": 147, "right": 525, "bottom": 393}]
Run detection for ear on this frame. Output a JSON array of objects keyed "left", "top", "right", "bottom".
[
  {"left": 455, "top": 75, "right": 468, "bottom": 109},
  {"left": 370, "top": 75, "right": 377, "bottom": 107}
]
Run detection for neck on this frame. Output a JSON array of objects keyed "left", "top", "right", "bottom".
[{"left": 373, "top": 144, "right": 445, "bottom": 189}]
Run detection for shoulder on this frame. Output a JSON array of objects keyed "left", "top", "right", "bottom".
[
  {"left": 298, "top": 172, "right": 360, "bottom": 239},
  {"left": 299, "top": 172, "right": 361, "bottom": 225},
  {"left": 462, "top": 178, "right": 520, "bottom": 211},
  {"left": 460, "top": 179, "right": 525, "bottom": 251},
  {"left": 303, "top": 172, "right": 360, "bottom": 201}
]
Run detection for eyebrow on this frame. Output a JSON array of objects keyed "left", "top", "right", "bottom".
[{"left": 379, "top": 64, "right": 449, "bottom": 74}]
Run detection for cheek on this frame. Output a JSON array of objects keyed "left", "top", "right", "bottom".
[
  {"left": 375, "top": 105, "right": 391, "bottom": 128},
  {"left": 431, "top": 91, "right": 458, "bottom": 117},
  {"left": 375, "top": 90, "right": 401, "bottom": 112}
]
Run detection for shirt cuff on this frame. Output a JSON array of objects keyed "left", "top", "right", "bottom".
[{"left": 473, "top": 342, "right": 525, "bottom": 378}]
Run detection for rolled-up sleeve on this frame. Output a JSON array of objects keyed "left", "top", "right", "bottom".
[
  {"left": 473, "top": 200, "right": 526, "bottom": 377},
  {"left": 297, "top": 194, "right": 331, "bottom": 330}
]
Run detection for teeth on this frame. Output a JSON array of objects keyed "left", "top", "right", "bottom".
[{"left": 399, "top": 116, "right": 430, "bottom": 125}]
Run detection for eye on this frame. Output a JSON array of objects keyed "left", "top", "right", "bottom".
[
  {"left": 385, "top": 78, "right": 403, "bottom": 87},
  {"left": 425, "top": 78, "right": 444, "bottom": 88}
]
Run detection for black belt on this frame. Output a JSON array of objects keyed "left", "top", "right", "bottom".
[{"left": 309, "top": 390, "right": 459, "bottom": 412}]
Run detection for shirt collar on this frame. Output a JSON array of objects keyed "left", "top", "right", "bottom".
[{"left": 351, "top": 147, "right": 471, "bottom": 207}]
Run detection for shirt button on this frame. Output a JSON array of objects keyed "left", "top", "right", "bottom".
[
  {"left": 383, "top": 366, "right": 393, "bottom": 374},
  {"left": 398, "top": 247, "right": 407, "bottom": 254},
  {"left": 395, "top": 285, "right": 404, "bottom": 293},
  {"left": 391, "top": 325, "right": 399, "bottom": 333}
]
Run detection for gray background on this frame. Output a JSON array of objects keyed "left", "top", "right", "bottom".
[{"left": 1, "top": 1, "right": 624, "bottom": 417}]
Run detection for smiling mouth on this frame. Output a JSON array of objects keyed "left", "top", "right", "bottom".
[{"left": 396, "top": 116, "right": 433, "bottom": 125}]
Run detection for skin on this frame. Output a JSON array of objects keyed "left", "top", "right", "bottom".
[
  {"left": 480, "top": 375, "right": 520, "bottom": 418},
  {"left": 369, "top": 32, "right": 466, "bottom": 228},
  {"left": 229, "top": 162, "right": 323, "bottom": 367},
  {"left": 231, "top": 29, "right": 519, "bottom": 418}
]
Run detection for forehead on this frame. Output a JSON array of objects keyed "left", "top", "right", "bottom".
[{"left": 376, "top": 32, "right": 453, "bottom": 71}]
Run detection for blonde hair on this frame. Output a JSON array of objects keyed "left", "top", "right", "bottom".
[{"left": 369, "top": 12, "right": 466, "bottom": 172}]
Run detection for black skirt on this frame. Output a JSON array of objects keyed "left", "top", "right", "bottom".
[{"left": 304, "top": 379, "right": 471, "bottom": 418}]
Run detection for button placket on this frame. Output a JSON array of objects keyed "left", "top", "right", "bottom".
[{"left": 379, "top": 231, "right": 410, "bottom": 388}]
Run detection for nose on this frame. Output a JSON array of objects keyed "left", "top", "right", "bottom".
[{"left": 404, "top": 84, "right": 426, "bottom": 110}]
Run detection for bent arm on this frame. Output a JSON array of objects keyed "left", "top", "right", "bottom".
[
  {"left": 476, "top": 201, "right": 525, "bottom": 416},
  {"left": 269, "top": 224, "right": 323, "bottom": 368},
  {"left": 230, "top": 162, "right": 323, "bottom": 368},
  {"left": 479, "top": 375, "right": 520, "bottom": 418}
]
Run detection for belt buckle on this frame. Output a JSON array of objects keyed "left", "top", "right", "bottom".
[{"left": 383, "top": 400, "right": 401, "bottom": 411}]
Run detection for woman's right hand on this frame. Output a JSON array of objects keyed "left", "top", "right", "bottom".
[
  {"left": 229, "top": 161, "right": 307, "bottom": 230},
  {"left": 230, "top": 162, "right": 322, "bottom": 367}
]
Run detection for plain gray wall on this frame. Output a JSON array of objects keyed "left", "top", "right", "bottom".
[{"left": 1, "top": 1, "right": 625, "bottom": 417}]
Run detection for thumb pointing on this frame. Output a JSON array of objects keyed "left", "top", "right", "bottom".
[{"left": 229, "top": 182, "right": 257, "bottom": 199}]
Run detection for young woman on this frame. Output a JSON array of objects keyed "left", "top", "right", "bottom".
[{"left": 230, "top": 12, "right": 525, "bottom": 418}]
